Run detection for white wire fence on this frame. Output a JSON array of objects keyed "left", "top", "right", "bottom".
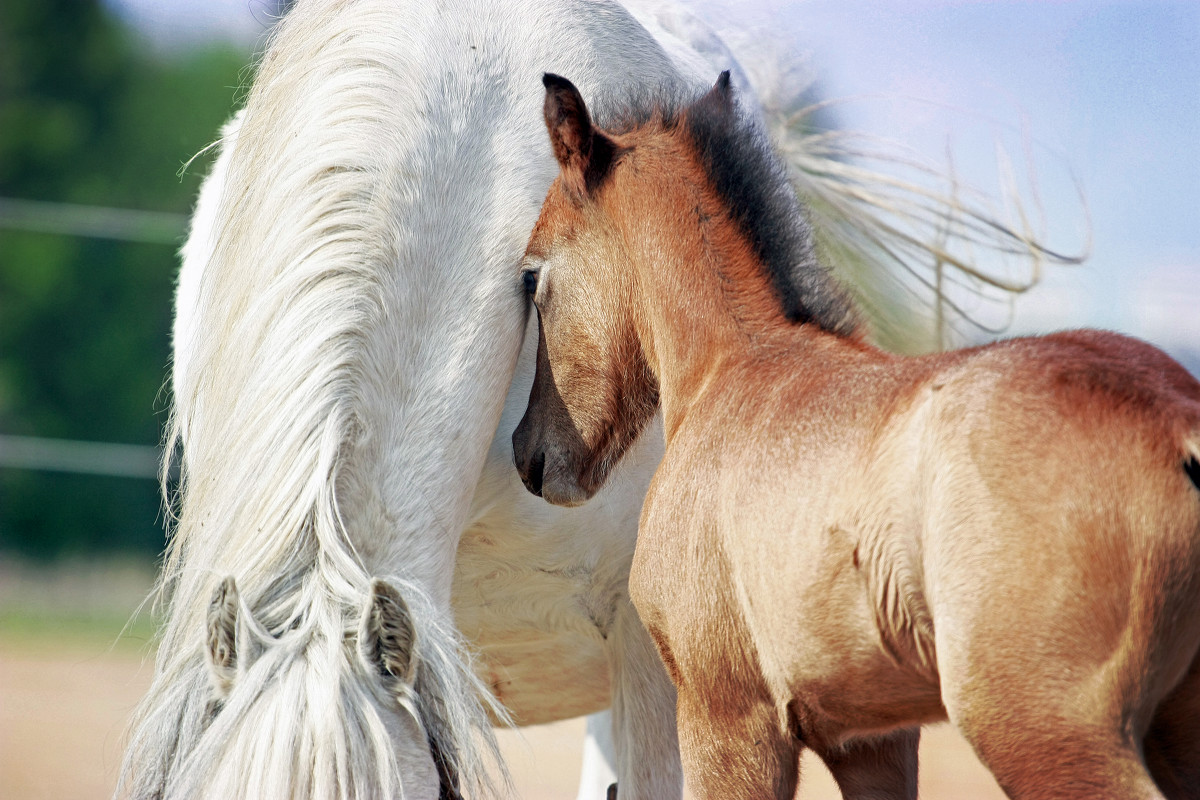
[
  {"left": 1, "top": 197, "right": 183, "bottom": 479},
  {"left": 0, "top": 435, "right": 162, "bottom": 480},
  {"left": 0, "top": 197, "right": 187, "bottom": 244}
]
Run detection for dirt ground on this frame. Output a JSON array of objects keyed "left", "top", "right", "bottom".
[{"left": 1, "top": 633, "right": 1007, "bottom": 800}]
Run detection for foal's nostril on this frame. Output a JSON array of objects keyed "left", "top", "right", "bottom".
[{"left": 528, "top": 450, "right": 545, "bottom": 497}]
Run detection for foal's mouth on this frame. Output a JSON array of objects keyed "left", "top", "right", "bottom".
[{"left": 515, "top": 444, "right": 595, "bottom": 507}]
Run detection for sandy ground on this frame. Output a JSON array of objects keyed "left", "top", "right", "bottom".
[
  {"left": 1, "top": 633, "right": 1008, "bottom": 800},
  {"left": 0, "top": 560, "right": 1006, "bottom": 798}
]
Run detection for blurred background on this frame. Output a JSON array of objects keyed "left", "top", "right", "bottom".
[{"left": 1, "top": 1, "right": 1196, "bottom": 798}]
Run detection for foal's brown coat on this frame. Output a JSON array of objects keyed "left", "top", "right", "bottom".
[{"left": 513, "top": 73, "right": 1200, "bottom": 800}]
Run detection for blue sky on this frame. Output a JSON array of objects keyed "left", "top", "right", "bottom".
[
  {"left": 763, "top": 1, "right": 1199, "bottom": 359},
  {"left": 105, "top": 0, "right": 273, "bottom": 46},
  {"left": 107, "top": 0, "right": 1199, "bottom": 362}
]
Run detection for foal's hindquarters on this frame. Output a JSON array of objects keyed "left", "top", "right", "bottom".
[{"left": 630, "top": 330, "right": 1200, "bottom": 800}]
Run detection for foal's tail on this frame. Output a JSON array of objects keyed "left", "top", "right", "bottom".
[{"left": 1184, "top": 438, "right": 1200, "bottom": 493}]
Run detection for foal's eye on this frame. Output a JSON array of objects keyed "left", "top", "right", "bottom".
[{"left": 521, "top": 268, "right": 539, "bottom": 297}]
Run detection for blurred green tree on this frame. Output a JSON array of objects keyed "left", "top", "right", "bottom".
[{"left": 0, "top": 0, "right": 250, "bottom": 557}]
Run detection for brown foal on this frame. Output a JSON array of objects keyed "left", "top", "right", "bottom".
[{"left": 512, "top": 72, "right": 1200, "bottom": 800}]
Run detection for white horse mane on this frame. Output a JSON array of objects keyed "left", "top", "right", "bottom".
[{"left": 120, "top": 3, "right": 507, "bottom": 797}]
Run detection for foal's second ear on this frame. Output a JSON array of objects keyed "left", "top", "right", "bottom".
[
  {"left": 696, "top": 70, "right": 735, "bottom": 117},
  {"left": 542, "top": 73, "right": 618, "bottom": 197}
]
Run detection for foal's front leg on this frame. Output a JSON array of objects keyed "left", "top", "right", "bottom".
[
  {"left": 675, "top": 690, "right": 801, "bottom": 800},
  {"left": 812, "top": 729, "right": 920, "bottom": 800}
]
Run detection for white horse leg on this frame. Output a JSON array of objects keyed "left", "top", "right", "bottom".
[
  {"left": 576, "top": 711, "right": 618, "bottom": 800},
  {"left": 606, "top": 599, "right": 683, "bottom": 800}
]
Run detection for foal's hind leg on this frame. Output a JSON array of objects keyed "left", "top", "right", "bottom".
[
  {"left": 812, "top": 728, "right": 919, "bottom": 800},
  {"left": 951, "top": 694, "right": 1164, "bottom": 799},
  {"left": 965, "top": 725, "right": 1161, "bottom": 800}
]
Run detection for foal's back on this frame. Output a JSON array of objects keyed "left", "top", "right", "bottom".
[
  {"left": 636, "top": 323, "right": 1200, "bottom": 798},
  {"left": 908, "top": 329, "right": 1200, "bottom": 797}
]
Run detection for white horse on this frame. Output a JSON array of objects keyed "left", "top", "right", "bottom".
[{"left": 120, "top": 1, "right": 1064, "bottom": 798}]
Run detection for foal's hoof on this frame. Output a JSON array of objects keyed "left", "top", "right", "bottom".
[{"left": 606, "top": 783, "right": 617, "bottom": 800}]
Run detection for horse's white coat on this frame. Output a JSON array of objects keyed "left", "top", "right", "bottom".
[{"left": 126, "top": 1, "right": 788, "bottom": 798}]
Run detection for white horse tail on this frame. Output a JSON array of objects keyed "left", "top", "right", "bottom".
[{"left": 713, "top": 30, "right": 1085, "bottom": 353}]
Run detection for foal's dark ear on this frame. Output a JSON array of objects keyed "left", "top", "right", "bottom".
[
  {"left": 359, "top": 578, "right": 418, "bottom": 690},
  {"left": 695, "top": 70, "right": 735, "bottom": 117},
  {"left": 206, "top": 576, "right": 239, "bottom": 697},
  {"left": 542, "top": 73, "right": 619, "bottom": 198}
]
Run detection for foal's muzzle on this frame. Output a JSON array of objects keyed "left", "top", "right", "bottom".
[
  {"left": 512, "top": 416, "right": 591, "bottom": 507},
  {"left": 521, "top": 449, "right": 545, "bottom": 497}
]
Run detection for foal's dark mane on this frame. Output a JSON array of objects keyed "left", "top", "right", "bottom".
[{"left": 594, "top": 80, "right": 860, "bottom": 337}]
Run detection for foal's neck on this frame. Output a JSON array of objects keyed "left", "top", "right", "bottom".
[
  {"left": 624, "top": 185, "right": 801, "bottom": 431},
  {"left": 619, "top": 154, "right": 858, "bottom": 437}
]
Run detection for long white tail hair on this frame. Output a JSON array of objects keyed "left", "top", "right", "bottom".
[{"left": 722, "top": 34, "right": 1083, "bottom": 353}]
